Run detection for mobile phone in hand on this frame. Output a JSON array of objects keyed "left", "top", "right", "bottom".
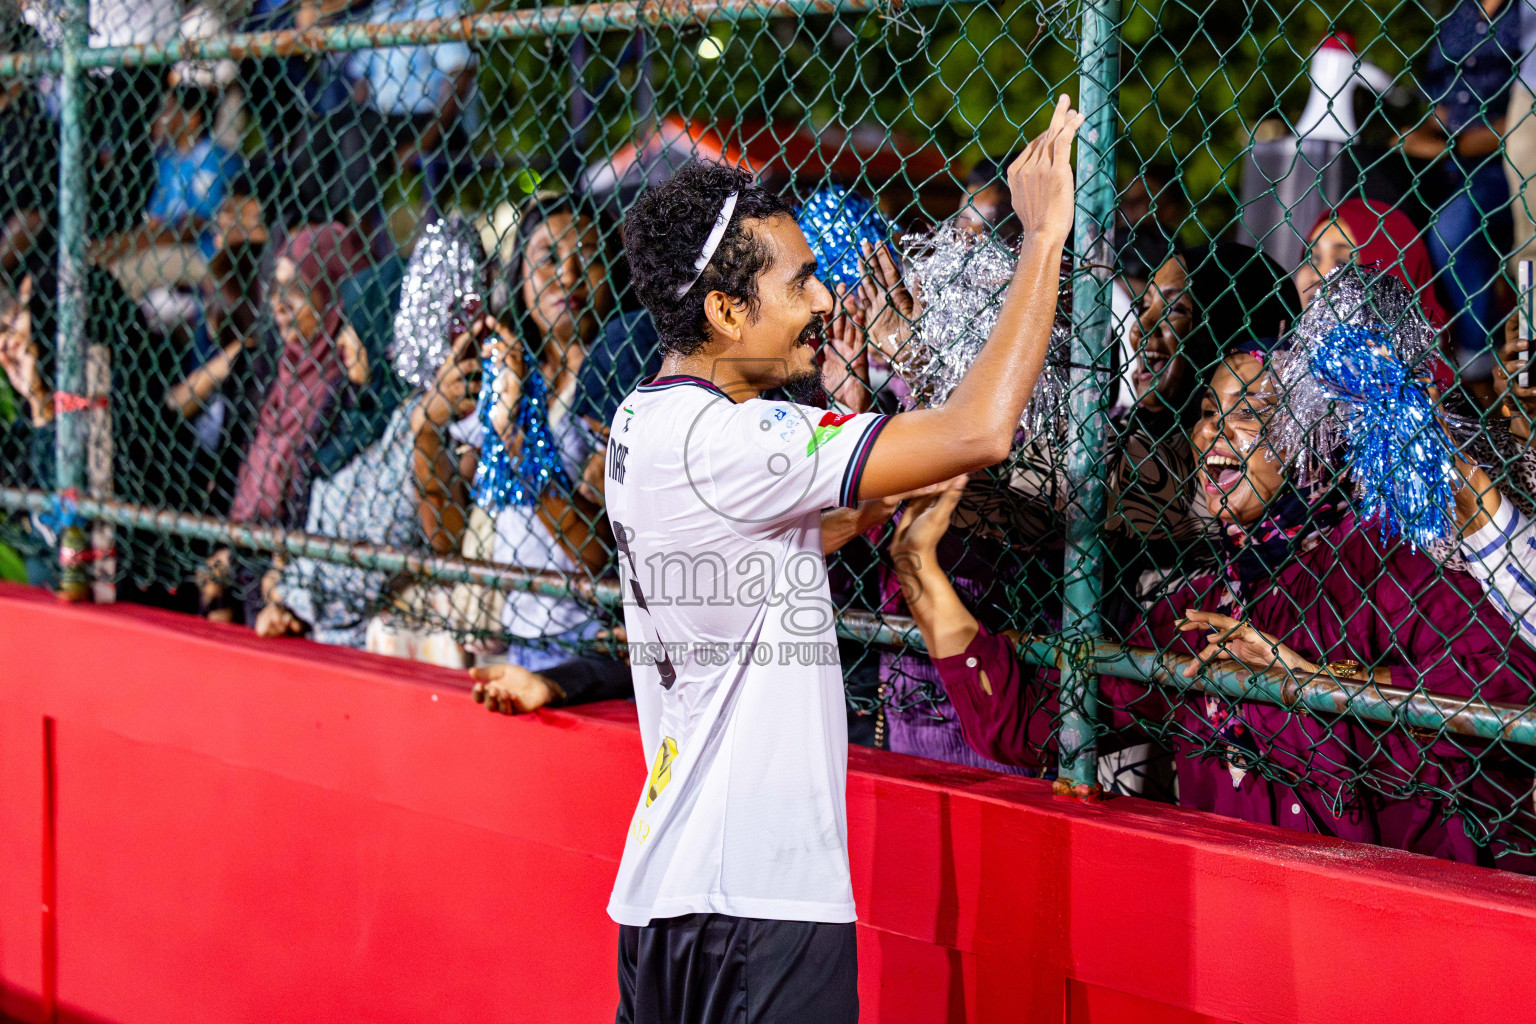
[{"left": 1520, "top": 260, "right": 1533, "bottom": 390}]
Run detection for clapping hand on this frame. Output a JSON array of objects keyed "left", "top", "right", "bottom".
[
  {"left": 856, "top": 240, "right": 920, "bottom": 363},
  {"left": 823, "top": 284, "right": 871, "bottom": 413}
]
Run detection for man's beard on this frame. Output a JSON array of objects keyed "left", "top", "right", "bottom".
[{"left": 783, "top": 315, "right": 829, "bottom": 406}]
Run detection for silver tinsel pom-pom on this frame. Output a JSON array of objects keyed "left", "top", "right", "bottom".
[
  {"left": 391, "top": 216, "right": 494, "bottom": 387},
  {"left": 1273, "top": 264, "right": 1442, "bottom": 485},
  {"left": 891, "top": 223, "right": 1071, "bottom": 441}
]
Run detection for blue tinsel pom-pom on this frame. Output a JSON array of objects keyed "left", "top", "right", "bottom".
[
  {"left": 796, "top": 186, "right": 892, "bottom": 289},
  {"left": 471, "top": 354, "right": 572, "bottom": 512},
  {"left": 1309, "top": 324, "right": 1457, "bottom": 549}
]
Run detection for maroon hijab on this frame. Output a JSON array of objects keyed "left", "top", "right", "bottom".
[
  {"left": 230, "top": 224, "right": 368, "bottom": 525},
  {"left": 1309, "top": 199, "right": 1451, "bottom": 332}
]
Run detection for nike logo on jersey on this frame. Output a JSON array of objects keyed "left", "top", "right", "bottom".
[{"left": 612, "top": 518, "right": 677, "bottom": 688}]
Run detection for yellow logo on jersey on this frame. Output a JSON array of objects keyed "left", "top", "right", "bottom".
[{"left": 645, "top": 737, "right": 678, "bottom": 806}]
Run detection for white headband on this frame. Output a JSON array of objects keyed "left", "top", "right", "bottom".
[{"left": 675, "top": 191, "right": 739, "bottom": 299}]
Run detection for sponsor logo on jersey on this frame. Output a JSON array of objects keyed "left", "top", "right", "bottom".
[
  {"left": 807, "top": 411, "right": 856, "bottom": 456},
  {"left": 646, "top": 736, "right": 678, "bottom": 806}
]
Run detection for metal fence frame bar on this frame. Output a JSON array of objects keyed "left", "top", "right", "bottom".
[
  {"left": 51, "top": 0, "right": 89, "bottom": 600},
  {"left": 0, "top": 487, "right": 913, "bottom": 644},
  {"left": 1056, "top": 0, "right": 1121, "bottom": 794},
  {"left": 9, "top": 484, "right": 1530, "bottom": 748},
  {"left": 0, "top": 0, "right": 952, "bottom": 78}
]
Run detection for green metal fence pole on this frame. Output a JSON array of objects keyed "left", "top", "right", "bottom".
[
  {"left": 1057, "top": 0, "right": 1121, "bottom": 797},
  {"left": 53, "top": 0, "right": 91, "bottom": 602}
]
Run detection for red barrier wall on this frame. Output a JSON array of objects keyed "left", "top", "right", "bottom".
[{"left": 3, "top": 581, "right": 1536, "bottom": 1024}]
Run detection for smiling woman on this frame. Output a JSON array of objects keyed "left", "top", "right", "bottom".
[
  {"left": 1119, "top": 335, "right": 1536, "bottom": 867},
  {"left": 1130, "top": 243, "right": 1298, "bottom": 427},
  {"left": 1293, "top": 199, "right": 1449, "bottom": 330},
  {"left": 1191, "top": 347, "right": 1286, "bottom": 526},
  {"left": 903, "top": 330, "right": 1536, "bottom": 871}
]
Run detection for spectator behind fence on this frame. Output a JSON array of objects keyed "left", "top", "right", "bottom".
[
  {"left": 256, "top": 254, "right": 491, "bottom": 649},
  {"left": 230, "top": 223, "right": 371, "bottom": 526},
  {"left": 241, "top": 0, "right": 378, "bottom": 233},
  {"left": 1451, "top": 307, "right": 1536, "bottom": 648},
  {"left": 895, "top": 338, "right": 1536, "bottom": 870},
  {"left": 92, "top": 83, "right": 242, "bottom": 310},
  {"left": 953, "top": 157, "right": 1019, "bottom": 243},
  {"left": 450, "top": 300, "right": 662, "bottom": 704},
  {"left": 1503, "top": 0, "right": 1536, "bottom": 272},
  {"left": 407, "top": 194, "right": 614, "bottom": 668},
  {"left": 1401, "top": 0, "right": 1518, "bottom": 383},
  {"left": 200, "top": 222, "right": 371, "bottom": 620},
  {"left": 347, "top": 0, "right": 478, "bottom": 239},
  {"left": 486, "top": 194, "right": 614, "bottom": 662},
  {"left": 160, "top": 192, "right": 274, "bottom": 517},
  {"left": 1108, "top": 170, "right": 1178, "bottom": 409},
  {"left": 29, "top": 0, "right": 184, "bottom": 238},
  {"left": 855, "top": 246, "right": 1293, "bottom": 776},
  {"left": 1003, "top": 244, "right": 1298, "bottom": 621},
  {"left": 0, "top": 236, "right": 199, "bottom": 605},
  {"left": 0, "top": 20, "right": 56, "bottom": 276},
  {"left": 1294, "top": 199, "right": 1450, "bottom": 330}
]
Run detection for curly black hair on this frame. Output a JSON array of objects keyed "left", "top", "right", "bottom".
[{"left": 621, "top": 161, "right": 793, "bottom": 358}]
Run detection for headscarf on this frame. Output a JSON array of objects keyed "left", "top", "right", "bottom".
[
  {"left": 1182, "top": 243, "right": 1302, "bottom": 357},
  {"left": 1306, "top": 199, "right": 1450, "bottom": 332},
  {"left": 230, "top": 223, "right": 369, "bottom": 525},
  {"left": 1145, "top": 243, "right": 1301, "bottom": 428},
  {"left": 1217, "top": 336, "right": 1345, "bottom": 608},
  {"left": 312, "top": 255, "right": 407, "bottom": 479}
]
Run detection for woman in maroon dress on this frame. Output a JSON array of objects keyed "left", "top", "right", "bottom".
[{"left": 892, "top": 341, "right": 1536, "bottom": 869}]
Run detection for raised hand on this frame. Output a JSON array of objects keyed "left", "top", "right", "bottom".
[
  {"left": 890, "top": 475, "right": 968, "bottom": 559},
  {"left": 0, "top": 275, "right": 46, "bottom": 425},
  {"left": 481, "top": 316, "right": 527, "bottom": 447},
  {"left": 856, "top": 240, "right": 921, "bottom": 362},
  {"left": 823, "top": 284, "right": 871, "bottom": 413},
  {"left": 423, "top": 328, "right": 485, "bottom": 428},
  {"left": 1007, "top": 94, "right": 1088, "bottom": 244},
  {"left": 1496, "top": 309, "right": 1536, "bottom": 421}
]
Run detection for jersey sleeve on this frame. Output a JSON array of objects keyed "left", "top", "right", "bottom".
[
  {"left": 694, "top": 400, "right": 889, "bottom": 527},
  {"left": 1458, "top": 491, "right": 1536, "bottom": 650}
]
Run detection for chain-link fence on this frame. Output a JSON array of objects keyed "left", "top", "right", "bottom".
[{"left": 4, "top": 0, "right": 1536, "bottom": 869}]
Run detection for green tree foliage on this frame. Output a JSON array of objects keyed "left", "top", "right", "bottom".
[{"left": 479, "top": 1, "right": 1441, "bottom": 237}]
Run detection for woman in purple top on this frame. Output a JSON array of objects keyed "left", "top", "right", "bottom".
[{"left": 892, "top": 340, "right": 1536, "bottom": 870}]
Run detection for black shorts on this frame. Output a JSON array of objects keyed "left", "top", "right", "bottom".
[{"left": 616, "top": 913, "right": 858, "bottom": 1024}]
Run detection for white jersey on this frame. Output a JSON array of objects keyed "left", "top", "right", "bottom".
[{"left": 603, "top": 374, "right": 889, "bottom": 927}]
